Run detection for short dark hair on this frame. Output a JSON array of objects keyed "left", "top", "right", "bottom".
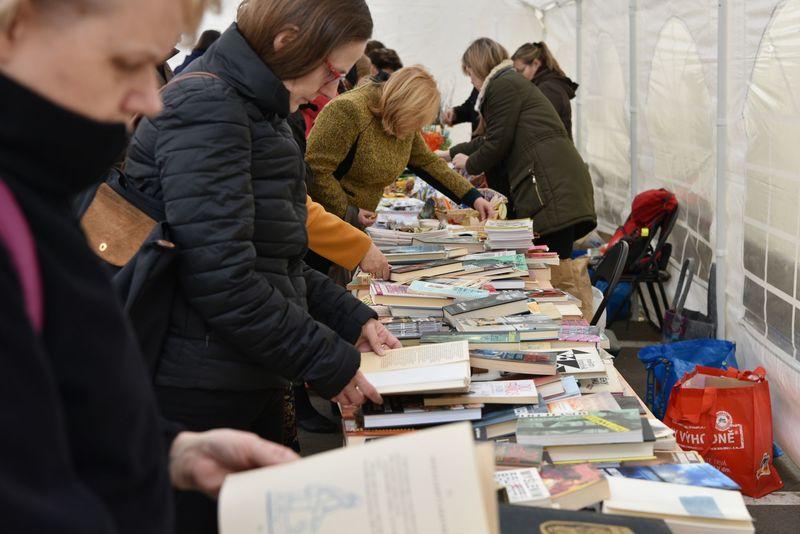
[
  {"left": 365, "top": 40, "right": 386, "bottom": 55},
  {"left": 368, "top": 48, "right": 403, "bottom": 72}
]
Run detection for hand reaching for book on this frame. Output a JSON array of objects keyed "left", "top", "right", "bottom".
[
  {"left": 355, "top": 318, "right": 403, "bottom": 355},
  {"left": 359, "top": 244, "right": 391, "bottom": 280},
  {"left": 169, "top": 429, "right": 299, "bottom": 497},
  {"left": 332, "top": 370, "right": 382, "bottom": 406}
]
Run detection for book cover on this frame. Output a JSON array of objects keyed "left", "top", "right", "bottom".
[
  {"left": 605, "top": 463, "right": 741, "bottom": 491},
  {"left": 547, "top": 391, "right": 621, "bottom": 415},
  {"left": 390, "top": 259, "right": 462, "bottom": 274},
  {"left": 384, "top": 245, "right": 446, "bottom": 255},
  {"left": 360, "top": 396, "right": 482, "bottom": 429},
  {"left": 421, "top": 332, "right": 522, "bottom": 344},
  {"left": 494, "top": 468, "right": 550, "bottom": 505},
  {"left": 551, "top": 348, "right": 606, "bottom": 375},
  {"left": 539, "top": 463, "right": 606, "bottom": 499},
  {"left": 442, "top": 291, "right": 528, "bottom": 316},
  {"left": 469, "top": 349, "right": 557, "bottom": 367},
  {"left": 409, "top": 280, "right": 490, "bottom": 300},
  {"left": 499, "top": 504, "right": 672, "bottom": 534},
  {"left": 516, "top": 409, "right": 643, "bottom": 443},
  {"left": 424, "top": 379, "right": 538, "bottom": 406},
  {"left": 494, "top": 443, "right": 545, "bottom": 468}
]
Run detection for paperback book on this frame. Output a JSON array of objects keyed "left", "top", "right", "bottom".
[{"left": 516, "top": 409, "right": 644, "bottom": 446}]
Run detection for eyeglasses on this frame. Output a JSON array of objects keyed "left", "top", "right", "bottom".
[{"left": 323, "top": 59, "right": 345, "bottom": 85}]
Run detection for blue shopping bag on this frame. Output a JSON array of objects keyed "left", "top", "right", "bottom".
[{"left": 637, "top": 339, "right": 737, "bottom": 420}]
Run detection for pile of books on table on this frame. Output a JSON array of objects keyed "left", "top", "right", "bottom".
[
  {"left": 485, "top": 219, "right": 534, "bottom": 250},
  {"left": 333, "top": 214, "right": 753, "bottom": 533}
]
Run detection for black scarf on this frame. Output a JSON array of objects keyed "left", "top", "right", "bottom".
[{"left": 0, "top": 72, "right": 128, "bottom": 198}]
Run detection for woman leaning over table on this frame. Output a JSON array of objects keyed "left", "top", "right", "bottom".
[
  {"left": 441, "top": 38, "right": 596, "bottom": 259},
  {"left": 125, "top": 1, "right": 401, "bottom": 532},
  {"left": 306, "top": 65, "right": 494, "bottom": 234}
]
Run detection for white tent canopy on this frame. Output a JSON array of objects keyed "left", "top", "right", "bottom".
[{"left": 183, "top": 0, "right": 800, "bottom": 463}]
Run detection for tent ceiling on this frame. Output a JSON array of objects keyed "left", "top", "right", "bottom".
[{"left": 519, "top": 0, "right": 576, "bottom": 12}]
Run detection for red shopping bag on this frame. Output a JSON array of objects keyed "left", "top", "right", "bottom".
[{"left": 664, "top": 365, "right": 783, "bottom": 498}]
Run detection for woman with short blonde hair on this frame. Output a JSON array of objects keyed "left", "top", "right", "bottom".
[{"left": 307, "top": 65, "right": 493, "bottom": 233}]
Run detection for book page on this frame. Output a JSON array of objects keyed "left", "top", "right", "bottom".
[
  {"left": 360, "top": 340, "right": 469, "bottom": 373},
  {"left": 218, "top": 423, "right": 494, "bottom": 534}
]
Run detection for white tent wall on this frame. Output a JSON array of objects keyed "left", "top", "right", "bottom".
[
  {"left": 544, "top": 0, "right": 800, "bottom": 463},
  {"left": 177, "top": 1, "right": 544, "bottom": 146}
]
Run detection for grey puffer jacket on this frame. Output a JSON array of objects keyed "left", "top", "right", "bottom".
[{"left": 125, "top": 24, "right": 374, "bottom": 397}]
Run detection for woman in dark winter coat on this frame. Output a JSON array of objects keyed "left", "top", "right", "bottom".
[
  {"left": 512, "top": 41, "right": 579, "bottom": 138},
  {"left": 174, "top": 29, "right": 221, "bottom": 75},
  {"left": 444, "top": 38, "right": 596, "bottom": 259},
  {"left": 125, "top": 1, "right": 399, "bottom": 532},
  {"left": 0, "top": 1, "right": 300, "bottom": 533}
]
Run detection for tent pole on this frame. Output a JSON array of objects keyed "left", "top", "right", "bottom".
[
  {"left": 715, "top": 0, "right": 728, "bottom": 339},
  {"left": 575, "top": 0, "right": 583, "bottom": 155},
  {"left": 629, "top": 0, "right": 638, "bottom": 201}
]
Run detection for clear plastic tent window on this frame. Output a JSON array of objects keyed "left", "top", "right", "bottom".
[{"left": 181, "top": 0, "right": 800, "bottom": 463}]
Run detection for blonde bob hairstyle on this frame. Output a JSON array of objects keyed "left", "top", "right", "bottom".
[
  {"left": 369, "top": 65, "right": 441, "bottom": 139},
  {"left": 461, "top": 37, "right": 510, "bottom": 80},
  {"left": 0, "top": 0, "right": 218, "bottom": 34}
]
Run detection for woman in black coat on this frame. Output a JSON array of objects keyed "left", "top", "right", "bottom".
[
  {"left": 0, "top": 1, "right": 299, "bottom": 533},
  {"left": 512, "top": 42, "right": 579, "bottom": 139},
  {"left": 124, "top": 2, "right": 398, "bottom": 531}
]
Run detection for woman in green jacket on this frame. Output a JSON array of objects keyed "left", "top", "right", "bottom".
[
  {"left": 306, "top": 66, "right": 493, "bottom": 229},
  {"left": 444, "top": 38, "right": 596, "bottom": 258}
]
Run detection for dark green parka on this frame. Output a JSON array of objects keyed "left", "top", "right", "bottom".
[{"left": 450, "top": 61, "right": 596, "bottom": 238}]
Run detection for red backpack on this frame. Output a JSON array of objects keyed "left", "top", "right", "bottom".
[
  {"left": 0, "top": 179, "right": 43, "bottom": 333},
  {"left": 605, "top": 189, "right": 678, "bottom": 271}
]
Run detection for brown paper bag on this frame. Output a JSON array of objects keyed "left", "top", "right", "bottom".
[{"left": 549, "top": 257, "right": 594, "bottom": 322}]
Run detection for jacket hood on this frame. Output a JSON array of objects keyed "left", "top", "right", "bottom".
[
  {"left": 475, "top": 59, "right": 516, "bottom": 112},
  {"left": 534, "top": 68, "right": 579, "bottom": 100},
  {"left": 194, "top": 23, "right": 292, "bottom": 117}
]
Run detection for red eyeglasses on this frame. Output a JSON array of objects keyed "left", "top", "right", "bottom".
[{"left": 323, "top": 59, "right": 345, "bottom": 85}]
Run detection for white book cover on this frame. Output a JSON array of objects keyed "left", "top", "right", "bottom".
[
  {"left": 493, "top": 468, "right": 551, "bottom": 506},
  {"left": 603, "top": 477, "right": 753, "bottom": 527}
]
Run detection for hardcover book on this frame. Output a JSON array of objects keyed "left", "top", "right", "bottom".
[
  {"left": 539, "top": 463, "right": 611, "bottom": 510},
  {"left": 360, "top": 396, "right": 482, "bottom": 429},
  {"left": 516, "top": 409, "right": 644, "bottom": 446},
  {"left": 602, "top": 463, "right": 740, "bottom": 491},
  {"left": 442, "top": 291, "right": 529, "bottom": 321},
  {"left": 493, "top": 443, "right": 545, "bottom": 468},
  {"left": 423, "top": 379, "right": 538, "bottom": 406},
  {"left": 469, "top": 349, "right": 558, "bottom": 375},
  {"left": 494, "top": 468, "right": 551, "bottom": 506},
  {"left": 408, "top": 280, "right": 489, "bottom": 300}
]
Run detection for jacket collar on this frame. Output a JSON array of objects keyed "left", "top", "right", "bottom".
[
  {"left": 475, "top": 60, "right": 515, "bottom": 113},
  {"left": 198, "top": 23, "right": 291, "bottom": 117},
  {"left": 0, "top": 72, "right": 127, "bottom": 198}
]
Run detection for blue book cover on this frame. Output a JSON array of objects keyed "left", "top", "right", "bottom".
[{"left": 606, "top": 463, "right": 741, "bottom": 491}]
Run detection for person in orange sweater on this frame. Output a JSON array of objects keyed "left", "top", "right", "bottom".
[{"left": 306, "top": 195, "right": 390, "bottom": 280}]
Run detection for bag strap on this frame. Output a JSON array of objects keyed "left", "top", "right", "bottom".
[{"left": 0, "top": 179, "right": 44, "bottom": 334}]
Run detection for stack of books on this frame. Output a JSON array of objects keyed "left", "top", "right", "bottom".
[{"left": 485, "top": 219, "right": 534, "bottom": 250}]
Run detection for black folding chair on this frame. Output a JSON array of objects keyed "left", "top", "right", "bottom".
[
  {"left": 589, "top": 240, "right": 629, "bottom": 326},
  {"left": 617, "top": 205, "right": 680, "bottom": 330}
]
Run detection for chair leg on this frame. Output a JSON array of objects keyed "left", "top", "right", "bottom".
[
  {"left": 647, "top": 281, "right": 664, "bottom": 331},
  {"left": 657, "top": 280, "right": 670, "bottom": 310},
  {"left": 637, "top": 284, "right": 653, "bottom": 326}
]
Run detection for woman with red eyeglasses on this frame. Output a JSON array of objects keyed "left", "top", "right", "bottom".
[{"left": 124, "top": 2, "right": 400, "bottom": 532}]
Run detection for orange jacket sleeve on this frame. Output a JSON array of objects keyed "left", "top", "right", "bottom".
[{"left": 306, "top": 196, "right": 372, "bottom": 271}]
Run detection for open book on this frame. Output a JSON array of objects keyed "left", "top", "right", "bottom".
[
  {"left": 218, "top": 423, "right": 499, "bottom": 534},
  {"left": 360, "top": 340, "right": 471, "bottom": 394}
]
